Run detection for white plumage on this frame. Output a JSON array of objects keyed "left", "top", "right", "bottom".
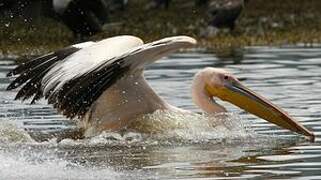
[{"left": 42, "top": 36, "right": 144, "bottom": 95}]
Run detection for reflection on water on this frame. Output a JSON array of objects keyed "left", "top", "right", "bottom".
[{"left": 1, "top": 46, "right": 321, "bottom": 179}]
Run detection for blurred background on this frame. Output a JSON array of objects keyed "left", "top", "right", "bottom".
[{"left": 1, "top": 0, "right": 321, "bottom": 56}]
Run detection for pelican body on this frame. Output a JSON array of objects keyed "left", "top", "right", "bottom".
[{"left": 7, "top": 35, "right": 314, "bottom": 140}]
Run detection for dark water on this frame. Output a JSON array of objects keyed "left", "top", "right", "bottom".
[{"left": 0, "top": 46, "right": 321, "bottom": 179}]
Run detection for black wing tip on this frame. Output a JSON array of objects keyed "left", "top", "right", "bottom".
[
  {"left": 7, "top": 46, "right": 82, "bottom": 103},
  {"left": 7, "top": 67, "right": 22, "bottom": 77},
  {"left": 7, "top": 71, "right": 13, "bottom": 77},
  {"left": 6, "top": 84, "right": 15, "bottom": 91},
  {"left": 14, "top": 95, "right": 22, "bottom": 101}
]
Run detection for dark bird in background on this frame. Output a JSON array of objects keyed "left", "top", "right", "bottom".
[
  {"left": 51, "top": 0, "right": 110, "bottom": 39},
  {"left": 208, "top": 0, "right": 248, "bottom": 31},
  {"left": 50, "top": 0, "right": 128, "bottom": 39}
]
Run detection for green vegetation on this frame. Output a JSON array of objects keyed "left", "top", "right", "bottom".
[{"left": 1, "top": 0, "right": 321, "bottom": 56}]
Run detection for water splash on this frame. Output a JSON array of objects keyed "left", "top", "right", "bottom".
[
  {"left": 0, "top": 110, "right": 295, "bottom": 148},
  {"left": 42, "top": 111, "right": 256, "bottom": 147},
  {"left": 128, "top": 110, "right": 255, "bottom": 143},
  {"left": 0, "top": 149, "right": 124, "bottom": 180},
  {"left": 0, "top": 122, "right": 126, "bottom": 179},
  {"left": 0, "top": 121, "right": 34, "bottom": 144}
]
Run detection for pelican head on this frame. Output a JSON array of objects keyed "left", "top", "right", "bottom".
[{"left": 192, "top": 67, "right": 314, "bottom": 140}]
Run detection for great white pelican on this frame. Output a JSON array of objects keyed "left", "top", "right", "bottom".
[{"left": 7, "top": 35, "right": 314, "bottom": 140}]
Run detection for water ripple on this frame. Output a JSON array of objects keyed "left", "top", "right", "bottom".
[{"left": 0, "top": 46, "right": 321, "bottom": 179}]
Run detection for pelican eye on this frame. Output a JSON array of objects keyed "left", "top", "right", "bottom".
[{"left": 224, "top": 75, "right": 229, "bottom": 80}]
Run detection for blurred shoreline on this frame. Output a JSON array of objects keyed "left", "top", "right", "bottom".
[{"left": 1, "top": 0, "right": 321, "bottom": 56}]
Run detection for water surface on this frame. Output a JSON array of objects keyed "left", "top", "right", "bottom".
[{"left": 1, "top": 46, "right": 321, "bottom": 179}]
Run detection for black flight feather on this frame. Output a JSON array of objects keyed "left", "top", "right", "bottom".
[
  {"left": 7, "top": 46, "right": 81, "bottom": 103},
  {"left": 46, "top": 58, "right": 130, "bottom": 119}
]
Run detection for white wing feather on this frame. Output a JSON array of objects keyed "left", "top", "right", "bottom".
[{"left": 42, "top": 35, "right": 144, "bottom": 95}]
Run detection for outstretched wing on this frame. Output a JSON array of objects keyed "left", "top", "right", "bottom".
[
  {"left": 7, "top": 35, "right": 196, "bottom": 120},
  {"left": 7, "top": 41, "right": 95, "bottom": 104}
]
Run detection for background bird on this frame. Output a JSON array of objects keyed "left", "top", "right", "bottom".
[
  {"left": 208, "top": 0, "right": 248, "bottom": 31},
  {"left": 50, "top": 0, "right": 110, "bottom": 39}
]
